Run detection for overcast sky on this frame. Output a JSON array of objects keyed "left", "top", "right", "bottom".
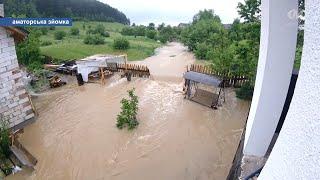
[{"left": 100, "top": 0, "right": 243, "bottom": 26}]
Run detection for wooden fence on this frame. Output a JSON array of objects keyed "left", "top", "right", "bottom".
[
  {"left": 187, "top": 64, "right": 249, "bottom": 87},
  {"left": 105, "top": 63, "right": 151, "bottom": 78}
]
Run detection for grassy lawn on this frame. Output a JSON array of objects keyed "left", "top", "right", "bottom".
[{"left": 39, "top": 21, "right": 162, "bottom": 62}]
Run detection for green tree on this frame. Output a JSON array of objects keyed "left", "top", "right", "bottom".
[
  {"left": 237, "top": 0, "right": 261, "bottom": 22},
  {"left": 148, "top": 23, "right": 155, "bottom": 30},
  {"left": 158, "top": 25, "right": 176, "bottom": 43},
  {"left": 193, "top": 9, "right": 221, "bottom": 24},
  {"left": 16, "top": 31, "right": 43, "bottom": 71},
  {"left": 116, "top": 89, "right": 139, "bottom": 130},
  {"left": 146, "top": 30, "right": 157, "bottom": 40}
]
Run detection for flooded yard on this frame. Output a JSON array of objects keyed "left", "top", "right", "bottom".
[{"left": 8, "top": 43, "right": 250, "bottom": 180}]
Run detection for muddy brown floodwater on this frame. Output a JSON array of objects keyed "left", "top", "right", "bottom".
[{"left": 8, "top": 42, "right": 250, "bottom": 180}]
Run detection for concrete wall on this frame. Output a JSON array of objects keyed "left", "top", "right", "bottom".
[
  {"left": 259, "top": 1, "right": 320, "bottom": 179},
  {"left": 0, "top": 27, "right": 35, "bottom": 130},
  {"left": 243, "top": 0, "right": 298, "bottom": 156}
]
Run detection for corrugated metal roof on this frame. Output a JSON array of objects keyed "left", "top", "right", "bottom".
[{"left": 184, "top": 71, "right": 222, "bottom": 87}]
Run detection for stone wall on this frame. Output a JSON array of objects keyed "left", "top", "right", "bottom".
[{"left": 0, "top": 27, "right": 35, "bottom": 130}]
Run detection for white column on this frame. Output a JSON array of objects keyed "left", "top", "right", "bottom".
[
  {"left": 243, "top": 0, "right": 299, "bottom": 156},
  {"left": 259, "top": 1, "right": 320, "bottom": 179}
]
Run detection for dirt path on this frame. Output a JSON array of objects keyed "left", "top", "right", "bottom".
[{"left": 8, "top": 43, "right": 250, "bottom": 180}]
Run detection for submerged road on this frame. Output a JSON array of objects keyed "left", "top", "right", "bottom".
[{"left": 8, "top": 42, "right": 250, "bottom": 180}]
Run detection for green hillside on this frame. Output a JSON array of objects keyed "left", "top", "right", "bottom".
[{"left": 39, "top": 21, "right": 161, "bottom": 62}]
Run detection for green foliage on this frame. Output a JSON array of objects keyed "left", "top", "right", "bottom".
[
  {"left": 134, "top": 26, "right": 147, "bottom": 37},
  {"left": 86, "top": 25, "right": 110, "bottom": 37},
  {"left": 193, "top": 9, "right": 221, "bottom": 24},
  {"left": 70, "top": 27, "right": 80, "bottom": 35},
  {"left": 237, "top": 0, "right": 261, "bottom": 22},
  {"left": 40, "top": 27, "right": 49, "bottom": 35},
  {"left": 148, "top": 23, "right": 155, "bottom": 30},
  {"left": 181, "top": 14, "right": 224, "bottom": 51},
  {"left": 17, "top": 31, "right": 43, "bottom": 71},
  {"left": 94, "top": 24, "right": 106, "bottom": 35},
  {"left": 3, "top": 0, "right": 39, "bottom": 17},
  {"left": 121, "top": 25, "right": 146, "bottom": 37},
  {"left": 181, "top": 9, "right": 261, "bottom": 100},
  {"left": 146, "top": 30, "right": 157, "bottom": 40},
  {"left": 195, "top": 43, "right": 211, "bottom": 59},
  {"left": 158, "top": 25, "right": 177, "bottom": 43},
  {"left": 83, "top": 34, "right": 105, "bottom": 45},
  {"left": 236, "top": 82, "right": 254, "bottom": 100},
  {"left": 113, "top": 37, "right": 130, "bottom": 50},
  {"left": 41, "top": 40, "right": 53, "bottom": 46},
  {"left": 116, "top": 89, "right": 139, "bottom": 130},
  {"left": 3, "top": 0, "right": 130, "bottom": 24},
  {"left": 121, "top": 27, "right": 135, "bottom": 36},
  {"left": 54, "top": 31, "right": 67, "bottom": 40},
  {"left": 0, "top": 117, "right": 11, "bottom": 161}
]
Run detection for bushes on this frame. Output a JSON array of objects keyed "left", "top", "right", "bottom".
[
  {"left": 16, "top": 31, "right": 42, "bottom": 67},
  {"left": 70, "top": 27, "right": 80, "bottom": 35},
  {"left": 146, "top": 30, "right": 157, "bottom": 40},
  {"left": 86, "top": 24, "right": 110, "bottom": 37},
  {"left": 83, "top": 34, "right": 105, "bottom": 45},
  {"left": 116, "top": 89, "right": 139, "bottom": 130},
  {"left": 236, "top": 82, "right": 254, "bottom": 100},
  {"left": 113, "top": 37, "right": 130, "bottom": 50},
  {"left": 121, "top": 27, "right": 135, "bottom": 36},
  {"left": 0, "top": 117, "right": 11, "bottom": 161},
  {"left": 41, "top": 40, "right": 52, "bottom": 46},
  {"left": 40, "top": 27, "right": 49, "bottom": 35},
  {"left": 195, "top": 43, "right": 211, "bottom": 59},
  {"left": 54, "top": 31, "right": 66, "bottom": 40},
  {"left": 101, "top": 31, "right": 110, "bottom": 37},
  {"left": 121, "top": 26, "right": 146, "bottom": 37}
]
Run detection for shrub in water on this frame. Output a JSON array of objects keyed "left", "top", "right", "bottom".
[
  {"left": 70, "top": 27, "right": 80, "bottom": 35},
  {"left": 113, "top": 37, "right": 130, "bottom": 50},
  {"left": 54, "top": 31, "right": 66, "bottom": 40},
  {"left": 116, "top": 89, "right": 139, "bottom": 130},
  {"left": 83, "top": 34, "right": 105, "bottom": 45}
]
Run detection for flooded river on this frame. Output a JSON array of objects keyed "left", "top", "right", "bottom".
[{"left": 8, "top": 43, "right": 250, "bottom": 180}]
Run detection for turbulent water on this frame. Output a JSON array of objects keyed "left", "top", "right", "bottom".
[{"left": 8, "top": 43, "right": 250, "bottom": 180}]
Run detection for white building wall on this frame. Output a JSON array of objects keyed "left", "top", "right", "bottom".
[
  {"left": 243, "top": 0, "right": 299, "bottom": 156},
  {"left": 259, "top": 1, "right": 320, "bottom": 179},
  {"left": 0, "top": 27, "right": 35, "bottom": 129}
]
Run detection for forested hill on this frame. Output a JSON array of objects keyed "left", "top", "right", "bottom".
[{"left": 1, "top": 0, "right": 130, "bottom": 24}]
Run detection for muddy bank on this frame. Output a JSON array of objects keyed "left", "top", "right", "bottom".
[{"left": 8, "top": 42, "right": 250, "bottom": 180}]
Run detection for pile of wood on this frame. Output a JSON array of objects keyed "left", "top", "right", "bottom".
[{"left": 49, "top": 76, "right": 66, "bottom": 88}]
